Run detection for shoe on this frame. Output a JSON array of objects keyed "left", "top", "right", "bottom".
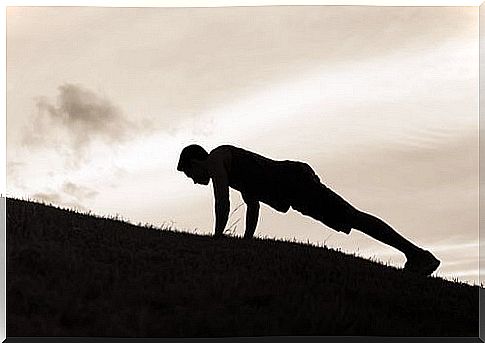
[{"left": 403, "top": 249, "right": 440, "bottom": 276}]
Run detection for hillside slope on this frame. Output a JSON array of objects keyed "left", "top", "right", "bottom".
[{"left": 7, "top": 198, "right": 479, "bottom": 337}]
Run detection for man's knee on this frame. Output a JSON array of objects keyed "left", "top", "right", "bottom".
[
  {"left": 291, "top": 202, "right": 316, "bottom": 217},
  {"left": 346, "top": 209, "right": 377, "bottom": 231},
  {"left": 326, "top": 207, "right": 358, "bottom": 234}
]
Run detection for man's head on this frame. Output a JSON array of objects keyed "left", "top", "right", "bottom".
[{"left": 177, "top": 144, "right": 210, "bottom": 185}]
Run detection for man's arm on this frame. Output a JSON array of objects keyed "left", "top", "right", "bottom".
[
  {"left": 208, "top": 151, "right": 230, "bottom": 238},
  {"left": 244, "top": 197, "right": 260, "bottom": 239},
  {"left": 213, "top": 175, "right": 229, "bottom": 238}
]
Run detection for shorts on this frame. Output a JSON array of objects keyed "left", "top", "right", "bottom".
[{"left": 286, "top": 165, "right": 355, "bottom": 234}]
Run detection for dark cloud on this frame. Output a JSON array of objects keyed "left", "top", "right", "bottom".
[{"left": 22, "top": 83, "right": 153, "bottom": 167}]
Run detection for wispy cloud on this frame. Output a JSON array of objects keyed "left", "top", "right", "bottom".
[
  {"left": 7, "top": 161, "right": 25, "bottom": 188},
  {"left": 31, "top": 192, "right": 63, "bottom": 204},
  {"left": 61, "top": 182, "right": 99, "bottom": 202},
  {"left": 31, "top": 180, "right": 99, "bottom": 211}
]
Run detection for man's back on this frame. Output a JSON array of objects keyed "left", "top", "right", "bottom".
[{"left": 210, "top": 145, "right": 318, "bottom": 212}]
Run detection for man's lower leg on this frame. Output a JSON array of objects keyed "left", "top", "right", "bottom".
[
  {"left": 346, "top": 209, "right": 440, "bottom": 275},
  {"left": 350, "top": 210, "right": 422, "bottom": 257}
]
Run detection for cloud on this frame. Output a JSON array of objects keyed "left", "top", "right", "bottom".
[
  {"left": 7, "top": 161, "right": 25, "bottom": 188},
  {"left": 31, "top": 192, "right": 63, "bottom": 205},
  {"left": 61, "top": 182, "right": 99, "bottom": 202},
  {"left": 110, "top": 6, "right": 475, "bottom": 120},
  {"left": 22, "top": 83, "right": 153, "bottom": 167},
  {"left": 33, "top": 193, "right": 89, "bottom": 212},
  {"left": 31, "top": 180, "right": 99, "bottom": 211}
]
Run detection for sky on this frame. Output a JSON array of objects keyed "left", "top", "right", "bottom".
[{"left": 6, "top": 5, "right": 479, "bottom": 284}]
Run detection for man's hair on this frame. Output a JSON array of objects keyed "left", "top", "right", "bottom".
[{"left": 177, "top": 144, "right": 209, "bottom": 171}]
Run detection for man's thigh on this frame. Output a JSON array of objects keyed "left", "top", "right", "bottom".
[{"left": 290, "top": 185, "right": 356, "bottom": 234}]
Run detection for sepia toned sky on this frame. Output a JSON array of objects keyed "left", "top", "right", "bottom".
[{"left": 6, "top": 5, "right": 479, "bottom": 284}]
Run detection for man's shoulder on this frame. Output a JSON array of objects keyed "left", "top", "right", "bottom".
[
  {"left": 207, "top": 145, "right": 233, "bottom": 176},
  {"left": 210, "top": 144, "right": 237, "bottom": 153},
  {"left": 209, "top": 145, "right": 234, "bottom": 160}
]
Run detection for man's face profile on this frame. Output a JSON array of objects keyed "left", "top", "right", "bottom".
[{"left": 184, "top": 160, "right": 210, "bottom": 185}]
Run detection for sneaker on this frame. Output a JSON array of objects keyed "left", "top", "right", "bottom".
[{"left": 403, "top": 249, "right": 440, "bottom": 276}]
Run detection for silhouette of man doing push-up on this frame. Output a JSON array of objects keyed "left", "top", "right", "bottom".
[{"left": 177, "top": 144, "right": 440, "bottom": 276}]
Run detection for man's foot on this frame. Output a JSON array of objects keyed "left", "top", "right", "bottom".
[{"left": 403, "top": 249, "right": 440, "bottom": 276}]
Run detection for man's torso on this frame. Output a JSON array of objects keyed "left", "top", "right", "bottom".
[{"left": 209, "top": 145, "right": 320, "bottom": 212}]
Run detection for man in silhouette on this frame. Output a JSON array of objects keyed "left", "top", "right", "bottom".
[{"left": 177, "top": 144, "right": 440, "bottom": 276}]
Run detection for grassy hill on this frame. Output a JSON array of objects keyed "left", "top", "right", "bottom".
[{"left": 7, "top": 198, "right": 479, "bottom": 337}]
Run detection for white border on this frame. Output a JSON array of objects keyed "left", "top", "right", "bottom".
[
  {"left": 1, "top": 1, "right": 482, "bottom": 341},
  {"left": 2, "top": 0, "right": 484, "bottom": 7}
]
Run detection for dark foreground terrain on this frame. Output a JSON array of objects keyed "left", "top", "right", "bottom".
[{"left": 7, "top": 198, "right": 479, "bottom": 337}]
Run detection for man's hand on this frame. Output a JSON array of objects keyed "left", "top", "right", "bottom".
[
  {"left": 214, "top": 198, "right": 229, "bottom": 237},
  {"left": 212, "top": 232, "right": 223, "bottom": 240}
]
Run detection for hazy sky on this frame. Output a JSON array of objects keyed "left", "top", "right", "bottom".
[{"left": 6, "top": 6, "right": 478, "bottom": 284}]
